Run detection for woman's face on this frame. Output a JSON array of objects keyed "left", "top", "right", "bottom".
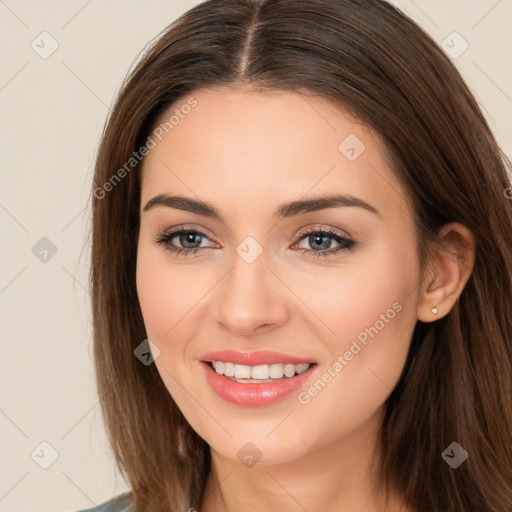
[{"left": 136, "top": 88, "right": 421, "bottom": 465}]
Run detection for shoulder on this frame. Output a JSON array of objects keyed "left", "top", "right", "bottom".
[{"left": 72, "top": 492, "right": 134, "bottom": 512}]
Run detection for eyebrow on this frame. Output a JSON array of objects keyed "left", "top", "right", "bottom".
[{"left": 143, "top": 193, "right": 381, "bottom": 220}]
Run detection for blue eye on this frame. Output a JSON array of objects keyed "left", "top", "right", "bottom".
[
  {"left": 153, "top": 226, "right": 356, "bottom": 259},
  {"left": 153, "top": 228, "right": 211, "bottom": 257},
  {"left": 294, "top": 228, "right": 356, "bottom": 258}
]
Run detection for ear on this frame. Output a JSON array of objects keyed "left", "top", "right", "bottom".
[{"left": 417, "top": 222, "right": 476, "bottom": 322}]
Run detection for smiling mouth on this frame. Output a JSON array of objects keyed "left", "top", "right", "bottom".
[{"left": 205, "top": 361, "right": 317, "bottom": 383}]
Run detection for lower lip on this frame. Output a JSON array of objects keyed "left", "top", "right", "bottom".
[{"left": 200, "top": 361, "right": 317, "bottom": 407}]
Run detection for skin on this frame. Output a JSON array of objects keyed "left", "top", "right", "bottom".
[{"left": 136, "top": 87, "right": 476, "bottom": 512}]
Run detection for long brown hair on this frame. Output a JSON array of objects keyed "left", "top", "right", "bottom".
[{"left": 89, "top": 1, "right": 512, "bottom": 510}]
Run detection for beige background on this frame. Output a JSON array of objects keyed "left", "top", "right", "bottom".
[{"left": 0, "top": 1, "right": 510, "bottom": 511}]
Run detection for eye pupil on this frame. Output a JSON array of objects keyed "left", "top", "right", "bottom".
[
  {"left": 310, "top": 233, "right": 332, "bottom": 250},
  {"left": 180, "top": 232, "right": 201, "bottom": 248}
]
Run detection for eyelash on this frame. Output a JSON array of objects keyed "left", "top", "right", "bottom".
[{"left": 153, "top": 225, "right": 356, "bottom": 259}]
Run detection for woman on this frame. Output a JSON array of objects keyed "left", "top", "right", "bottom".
[{"left": 84, "top": 0, "right": 512, "bottom": 511}]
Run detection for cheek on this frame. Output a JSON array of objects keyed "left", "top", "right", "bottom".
[
  {"left": 135, "top": 243, "right": 204, "bottom": 342},
  {"left": 136, "top": 253, "right": 174, "bottom": 340},
  {"left": 135, "top": 247, "right": 202, "bottom": 409},
  {"left": 135, "top": 247, "right": 221, "bottom": 443},
  {"left": 291, "top": 263, "right": 418, "bottom": 448},
  {"left": 296, "top": 246, "right": 418, "bottom": 350},
  {"left": 312, "top": 245, "right": 418, "bottom": 400}
]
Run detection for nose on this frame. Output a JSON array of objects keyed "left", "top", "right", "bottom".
[{"left": 215, "top": 251, "right": 291, "bottom": 336}]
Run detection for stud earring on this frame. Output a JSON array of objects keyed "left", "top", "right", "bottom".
[{"left": 431, "top": 307, "right": 438, "bottom": 315}]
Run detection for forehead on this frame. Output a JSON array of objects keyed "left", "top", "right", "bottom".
[{"left": 140, "top": 88, "right": 409, "bottom": 222}]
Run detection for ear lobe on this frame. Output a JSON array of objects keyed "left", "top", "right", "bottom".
[{"left": 417, "top": 222, "right": 476, "bottom": 322}]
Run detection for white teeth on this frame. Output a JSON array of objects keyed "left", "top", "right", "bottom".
[
  {"left": 210, "top": 361, "right": 312, "bottom": 380},
  {"left": 283, "top": 364, "right": 296, "bottom": 377},
  {"left": 223, "top": 362, "right": 235, "bottom": 377},
  {"left": 234, "top": 364, "right": 252, "bottom": 379},
  {"left": 296, "top": 363, "right": 310, "bottom": 374},
  {"left": 269, "top": 363, "right": 284, "bottom": 379},
  {"left": 251, "top": 364, "right": 270, "bottom": 379}
]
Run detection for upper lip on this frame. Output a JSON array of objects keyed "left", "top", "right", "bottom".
[{"left": 200, "top": 350, "right": 316, "bottom": 366}]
